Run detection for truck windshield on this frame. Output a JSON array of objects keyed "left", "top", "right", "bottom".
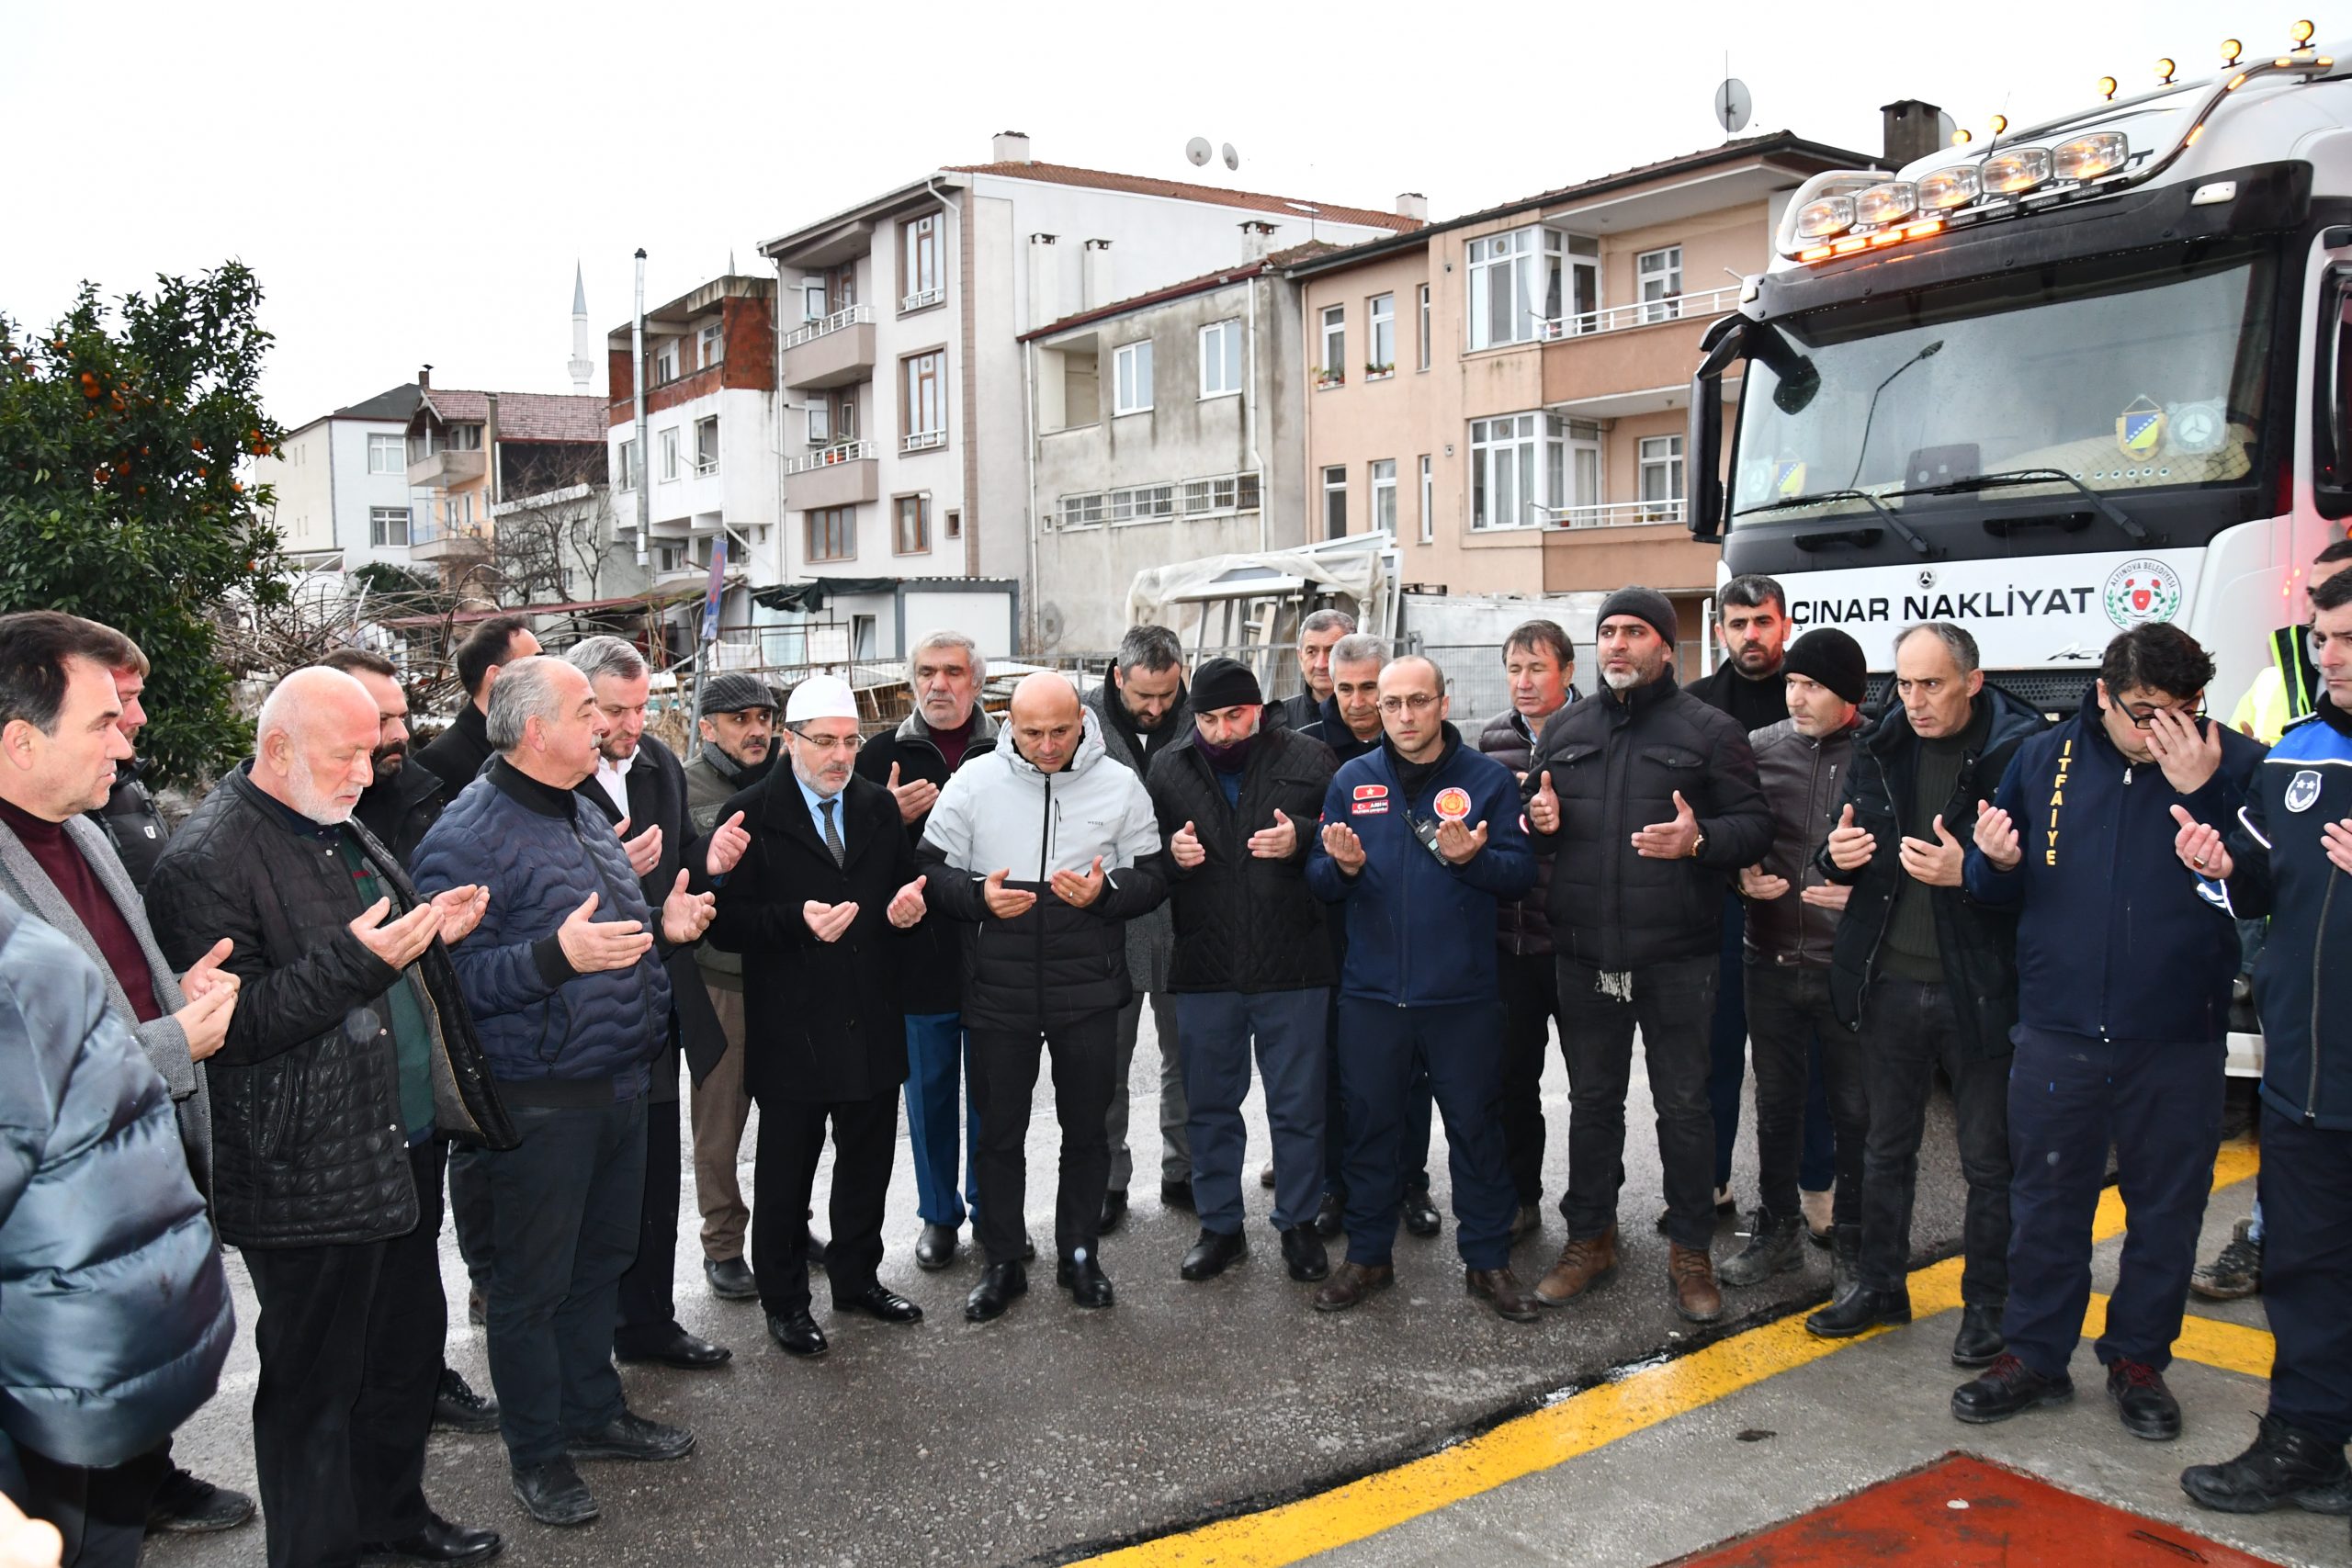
[{"left": 1730, "top": 243, "right": 2274, "bottom": 523}]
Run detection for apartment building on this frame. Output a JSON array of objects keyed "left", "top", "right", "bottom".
[
  {"left": 402, "top": 373, "right": 607, "bottom": 597},
  {"left": 605, "top": 271, "right": 781, "bottom": 641},
  {"left": 1022, "top": 233, "right": 1323, "bottom": 652},
  {"left": 1289, "top": 127, "right": 1895, "bottom": 649},
  {"left": 253, "top": 382, "right": 430, "bottom": 573},
  {"left": 756, "top": 130, "right": 1421, "bottom": 655}
]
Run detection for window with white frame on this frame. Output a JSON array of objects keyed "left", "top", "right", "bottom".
[
  {"left": 1638, "top": 245, "right": 1684, "bottom": 323},
  {"left": 369, "top": 505, "right": 409, "bottom": 547},
  {"left": 903, "top": 351, "right": 946, "bottom": 446},
  {"left": 695, "top": 416, "right": 719, "bottom": 476},
  {"left": 1198, "top": 319, "right": 1242, "bottom": 398},
  {"left": 806, "top": 403, "right": 831, "bottom": 446},
  {"left": 1179, "top": 471, "right": 1260, "bottom": 515},
  {"left": 1419, "top": 456, "right": 1434, "bottom": 542},
  {"left": 1639, "top": 434, "right": 1685, "bottom": 514},
  {"left": 1107, "top": 484, "right": 1174, "bottom": 523},
  {"left": 801, "top": 280, "right": 828, "bottom": 321},
  {"left": 700, "top": 322, "right": 724, "bottom": 366},
  {"left": 367, "top": 433, "right": 404, "bottom": 475},
  {"left": 1368, "top": 294, "right": 1395, "bottom": 373},
  {"left": 1468, "top": 412, "right": 1570, "bottom": 530},
  {"left": 1370, "top": 458, "right": 1396, "bottom": 532},
  {"left": 1417, "top": 285, "right": 1432, "bottom": 370},
  {"left": 1321, "top": 465, "right": 1347, "bottom": 538},
  {"left": 617, "top": 439, "right": 639, "bottom": 490},
  {"left": 1318, "top": 306, "right": 1344, "bottom": 380},
  {"left": 659, "top": 428, "right": 680, "bottom": 482},
  {"left": 1114, "top": 340, "right": 1153, "bottom": 414},
  {"left": 656, "top": 344, "right": 677, "bottom": 384},
  {"left": 1466, "top": 228, "right": 1559, "bottom": 350},
  {"left": 1059, "top": 492, "right": 1105, "bottom": 529},
  {"left": 901, "top": 212, "right": 944, "bottom": 310}
]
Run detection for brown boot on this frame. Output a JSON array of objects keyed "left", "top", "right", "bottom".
[
  {"left": 1534, "top": 1225, "right": 1618, "bottom": 1306},
  {"left": 1668, "top": 1243, "right": 1724, "bottom": 1324},
  {"left": 1466, "top": 1267, "right": 1541, "bottom": 1323},
  {"left": 1311, "top": 1259, "right": 1394, "bottom": 1313}
]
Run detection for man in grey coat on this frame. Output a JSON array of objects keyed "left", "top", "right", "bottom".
[{"left": 1081, "top": 625, "right": 1192, "bottom": 1231}]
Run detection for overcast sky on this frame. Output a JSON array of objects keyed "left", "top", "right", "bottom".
[{"left": 0, "top": 0, "right": 2266, "bottom": 424}]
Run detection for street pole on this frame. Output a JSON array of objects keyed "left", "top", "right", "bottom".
[{"left": 632, "top": 248, "right": 650, "bottom": 570}]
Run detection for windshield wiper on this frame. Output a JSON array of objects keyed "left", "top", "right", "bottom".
[
  {"left": 1736, "top": 488, "right": 1930, "bottom": 556},
  {"left": 1916, "top": 468, "right": 2150, "bottom": 544}
]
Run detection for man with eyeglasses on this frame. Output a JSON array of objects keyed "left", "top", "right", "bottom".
[
  {"left": 1522, "top": 588, "right": 1772, "bottom": 1325},
  {"left": 1951, "top": 624, "right": 2262, "bottom": 1438},
  {"left": 1306, "top": 656, "right": 1539, "bottom": 1320},
  {"left": 1805, "top": 622, "right": 2047, "bottom": 1367},
  {"left": 2172, "top": 566, "right": 2352, "bottom": 1521}
]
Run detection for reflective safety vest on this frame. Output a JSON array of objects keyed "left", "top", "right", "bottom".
[{"left": 2231, "top": 624, "right": 2320, "bottom": 745}]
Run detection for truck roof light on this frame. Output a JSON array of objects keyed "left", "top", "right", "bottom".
[{"left": 1982, "top": 147, "right": 2053, "bottom": 195}]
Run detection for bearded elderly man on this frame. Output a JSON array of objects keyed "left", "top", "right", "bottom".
[
  {"left": 146, "top": 667, "right": 510, "bottom": 1568},
  {"left": 410, "top": 657, "right": 718, "bottom": 1531}
]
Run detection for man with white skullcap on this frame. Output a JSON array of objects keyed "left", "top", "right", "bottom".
[{"left": 707, "top": 675, "right": 933, "bottom": 1359}]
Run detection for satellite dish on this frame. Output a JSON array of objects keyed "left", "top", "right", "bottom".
[
  {"left": 1222, "top": 143, "right": 1240, "bottom": 172},
  {"left": 1185, "top": 137, "right": 1212, "bottom": 167},
  {"left": 1713, "top": 77, "right": 1753, "bottom": 134}
]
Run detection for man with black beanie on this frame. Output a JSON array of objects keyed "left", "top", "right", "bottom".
[{"left": 1522, "top": 587, "right": 1773, "bottom": 1325}]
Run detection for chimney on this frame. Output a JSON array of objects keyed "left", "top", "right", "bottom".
[
  {"left": 1081, "top": 239, "right": 1114, "bottom": 310},
  {"left": 418, "top": 364, "right": 432, "bottom": 389},
  {"left": 483, "top": 393, "right": 500, "bottom": 506},
  {"left": 1396, "top": 192, "right": 1429, "bottom": 222},
  {"left": 1028, "top": 233, "right": 1059, "bottom": 329},
  {"left": 1880, "top": 99, "right": 1954, "bottom": 172},
  {"left": 992, "top": 130, "right": 1032, "bottom": 164},
  {"left": 1239, "top": 220, "right": 1276, "bottom": 263}
]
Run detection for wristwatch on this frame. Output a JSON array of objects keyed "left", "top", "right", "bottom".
[{"left": 1690, "top": 829, "right": 1707, "bottom": 860}]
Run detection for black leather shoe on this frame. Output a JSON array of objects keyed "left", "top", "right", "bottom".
[
  {"left": 1509, "top": 1202, "right": 1542, "bottom": 1243},
  {"left": 2181, "top": 1414, "right": 2352, "bottom": 1514},
  {"left": 1805, "top": 1286, "right": 1912, "bottom": 1338},
  {"left": 1160, "top": 1178, "right": 1196, "bottom": 1212},
  {"left": 144, "top": 1469, "right": 254, "bottom": 1535},
  {"left": 614, "top": 1328, "right": 730, "bottom": 1371},
  {"left": 2108, "top": 1359, "right": 2182, "bottom": 1441},
  {"left": 836, "top": 1284, "right": 923, "bottom": 1324},
  {"left": 433, "top": 1367, "right": 500, "bottom": 1434},
  {"left": 965, "top": 1261, "right": 1027, "bottom": 1322},
  {"left": 566, "top": 1411, "right": 695, "bottom": 1462},
  {"left": 358, "top": 1513, "right": 503, "bottom": 1562},
  {"left": 1181, "top": 1227, "right": 1248, "bottom": 1281},
  {"left": 766, "top": 1309, "right": 828, "bottom": 1358},
  {"left": 1280, "top": 1224, "right": 1329, "bottom": 1281},
  {"left": 1259, "top": 1159, "right": 1276, "bottom": 1188},
  {"left": 1057, "top": 1251, "right": 1115, "bottom": 1308},
  {"left": 1313, "top": 1190, "right": 1345, "bottom": 1238},
  {"left": 1951, "top": 1352, "right": 2074, "bottom": 1425},
  {"left": 1099, "top": 1188, "right": 1129, "bottom": 1234},
  {"left": 509, "top": 1459, "right": 597, "bottom": 1527},
  {"left": 915, "top": 1222, "right": 959, "bottom": 1270},
  {"left": 1466, "top": 1266, "right": 1543, "bottom": 1323},
  {"left": 1951, "top": 1302, "right": 2007, "bottom": 1368},
  {"left": 704, "top": 1255, "right": 757, "bottom": 1301},
  {"left": 1402, "top": 1190, "right": 1442, "bottom": 1237}
]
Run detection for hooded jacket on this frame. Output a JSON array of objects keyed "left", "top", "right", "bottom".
[
  {"left": 1082, "top": 675, "right": 1187, "bottom": 993},
  {"left": 916, "top": 705, "right": 1167, "bottom": 1032},
  {"left": 1816, "top": 682, "right": 2049, "bottom": 1054},
  {"left": 2212, "top": 696, "right": 2352, "bottom": 1128},
  {"left": 855, "top": 704, "right": 1001, "bottom": 1015},
  {"left": 1745, "top": 715, "right": 1862, "bottom": 966},
  {"left": 1964, "top": 687, "right": 2263, "bottom": 1045}
]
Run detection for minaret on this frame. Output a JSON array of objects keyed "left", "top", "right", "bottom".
[{"left": 567, "top": 262, "right": 593, "bottom": 393}]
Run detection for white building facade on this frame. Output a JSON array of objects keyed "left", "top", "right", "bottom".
[{"left": 254, "top": 383, "right": 431, "bottom": 573}]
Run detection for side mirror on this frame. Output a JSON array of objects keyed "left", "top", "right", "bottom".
[
  {"left": 1688, "top": 319, "right": 1745, "bottom": 542},
  {"left": 2319, "top": 265, "right": 2352, "bottom": 518}
]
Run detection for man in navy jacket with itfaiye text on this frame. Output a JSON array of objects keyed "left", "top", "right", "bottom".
[{"left": 1305, "top": 655, "right": 1540, "bottom": 1323}]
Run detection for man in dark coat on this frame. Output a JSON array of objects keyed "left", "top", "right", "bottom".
[
  {"left": 1522, "top": 588, "right": 1773, "bottom": 1325},
  {"left": 145, "top": 667, "right": 510, "bottom": 1568},
  {"left": 1804, "top": 622, "right": 2047, "bottom": 1367},
  {"left": 1265, "top": 608, "right": 1355, "bottom": 732},
  {"left": 565, "top": 637, "right": 744, "bottom": 1373},
  {"left": 413, "top": 615, "right": 539, "bottom": 795},
  {"left": 87, "top": 653, "right": 170, "bottom": 895},
  {"left": 1148, "top": 659, "right": 1336, "bottom": 1286},
  {"left": 708, "top": 676, "right": 930, "bottom": 1359},
  {"left": 322, "top": 649, "right": 448, "bottom": 873},
  {"left": 853, "top": 630, "right": 1000, "bottom": 1270}
]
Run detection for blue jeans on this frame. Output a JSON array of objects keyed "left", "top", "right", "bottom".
[
  {"left": 480, "top": 1097, "right": 646, "bottom": 1467},
  {"left": 1336, "top": 997, "right": 1516, "bottom": 1270},
  {"left": 902, "top": 1011, "right": 978, "bottom": 1226},
  {"left": 1177, "top": 988, "right": 1329, "bottom": 1234}
]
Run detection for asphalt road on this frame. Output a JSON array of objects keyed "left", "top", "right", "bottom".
[{"left": 149, "top": 1013, "right": 1981, "bottom": 1567}]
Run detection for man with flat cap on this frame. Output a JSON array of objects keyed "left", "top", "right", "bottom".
[{"left": 707, "top": 676, "right": 931, "bottom": 1359}]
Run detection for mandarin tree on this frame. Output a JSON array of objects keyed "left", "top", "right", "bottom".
[{"left": 0, "top": 263, "right": 288, "bottom": 784}]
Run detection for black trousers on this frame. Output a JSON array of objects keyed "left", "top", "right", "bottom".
[
  {"left": 243, "top": 1140, "right": 443, "bottom": 1568},
  {"left": 967, "top": 1010, "right": 1119, "bottom": 1268},
  {"left": 1855, "top": 976, "right": 2011, "bottom": 1303},
  {"left": 1555, "top": 954, "right": 1719, "bottom": 1250},
  {"left": 1498, "top": 948, "right": 1571, "bottom": 1205},
  {"left": 613, "top": 1089, "right": 686, "bottom": 1356},
  {"left": 447, "top": 1145, "right": 494, "bottom": 1293},
  {"left": 750, "top": 1089, "right": 899, "bottom": 1315},
  {"left": 4, "top": 1447, "right": 164, "bottom": 1568},
  {"left": 2259, "top": 1103, "right": 2352, "bottom": 1443},
  {"left": 1745, "top": 957, "right": 1867, "bottom": 1229}
]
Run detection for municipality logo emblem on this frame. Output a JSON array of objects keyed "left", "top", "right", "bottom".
[
  {"left": 2102, "top": 558, "right": 2182, "bottom": 628},
  {"left": 2285, "top": 770, "right": 2324, "bottom": 814}
]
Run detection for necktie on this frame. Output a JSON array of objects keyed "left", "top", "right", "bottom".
[{"left": 820, "top": 797, "right": 844, "bottom": 867}]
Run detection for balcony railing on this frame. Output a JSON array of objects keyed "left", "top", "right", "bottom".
[
  {"left": 782, "top": 304, "right": 875, "bottom": 351},
  {"left": 901, "top": 287, "right": 944, "bottom": 312},
  {"left": 695, "top": 457, "right": 719, "bottom": 478},
  {"left": 901, "top": 429, "right": 946, "bottom": 453},
  {"left": 1543, "top": 498, "right": 1688, "bottom": 529},
  {"left": 1538, "top": 286, "right": 1742, "bottom": 342},
  {"left": 784, "top": 439, "right": 876, "bottom": 476}
]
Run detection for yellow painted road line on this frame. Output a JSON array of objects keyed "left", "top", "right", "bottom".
[
  {"left": 1079, "top": 1139, "right": 2262, "bottom": 1568},
  {"left": 2080, "top": 1293, "right": 2277, "bottom": 1380}
]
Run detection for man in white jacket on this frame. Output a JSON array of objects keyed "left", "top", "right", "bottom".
[{"left": 917, "top": 673, "right": 1167, "bottom": 1324}]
